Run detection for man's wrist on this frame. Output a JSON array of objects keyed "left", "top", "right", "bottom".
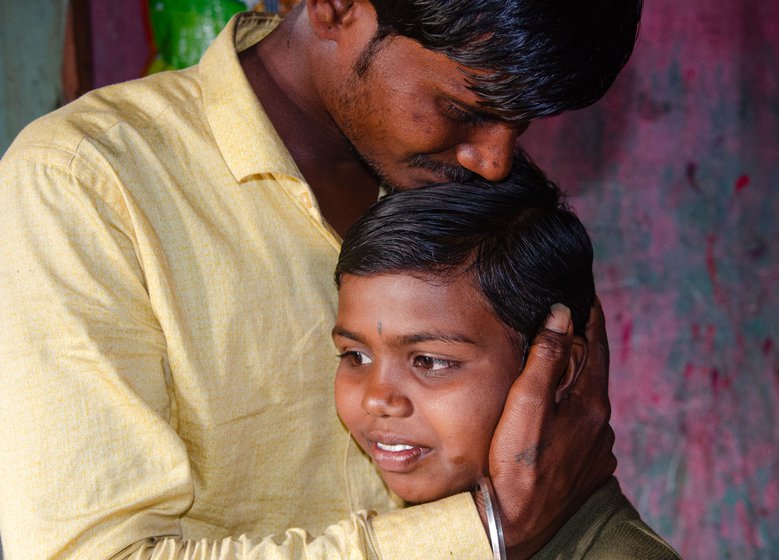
[
  {"left": 477, "top": 476, "right": 507, "bottom": 560},
  {"left": 472, "top": 485, "right": 488, "bottom": 531}
]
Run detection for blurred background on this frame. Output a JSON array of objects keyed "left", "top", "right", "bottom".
[{"left": 1, "top": 1, "right": 777, "bottom": 558}]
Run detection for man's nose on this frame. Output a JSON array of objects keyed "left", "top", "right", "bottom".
[
  {"left": 455, "top": 122, "right": 523, "bottom": 182},
  {"left": 361, "top": 367, "right": 413, "bottom": 418}
]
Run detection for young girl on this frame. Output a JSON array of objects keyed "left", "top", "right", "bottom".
[{"left": 331, "top": 157, "right": 680, "bottom": 559}]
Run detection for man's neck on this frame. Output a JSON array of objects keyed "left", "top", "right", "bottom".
[{"left": 238, "top": 12, "right": 380, "bottom": 236}]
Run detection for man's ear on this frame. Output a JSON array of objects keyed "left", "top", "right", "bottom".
[
  {"left": 555, "top": 337, "right": 588, "bottom": 403},
  {"left": 307, "top": 0, "right": 359, "bottom": 40}
]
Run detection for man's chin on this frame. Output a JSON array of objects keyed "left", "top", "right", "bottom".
[
  {"left": 380, "top": 170, "right": 459, "bottom": 193},
  {"left": 381, "top": 179, "right": 423, "bottom": 193},
  {"left": 364, "top": 170, "right": 420, "bottom": 194}
]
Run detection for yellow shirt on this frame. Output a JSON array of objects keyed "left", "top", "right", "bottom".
[{"left": 0, "top": 12, "right": 490, "bottom": 560}]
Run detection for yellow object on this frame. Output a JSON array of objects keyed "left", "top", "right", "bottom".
[{"left": 0, "top": 12, "right": 490, "bottom": 560}]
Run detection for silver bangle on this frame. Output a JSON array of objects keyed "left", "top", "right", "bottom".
[{"left": 478, "top": 476, "right": 507, "bottom": 560}]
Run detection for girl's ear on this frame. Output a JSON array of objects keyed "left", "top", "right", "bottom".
[
  {"left": 555, "top": 337, "right": 588, "bottom": 403},
  {"left": 307, "top": 0, "right": 360, "bottom": 41}
]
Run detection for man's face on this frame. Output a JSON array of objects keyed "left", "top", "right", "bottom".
[
  {"left": 333, "top": 273, "right": 522, "bottom": 503},
  {"left": 321, "top": 29, "right": 528, "bottom": 190}
]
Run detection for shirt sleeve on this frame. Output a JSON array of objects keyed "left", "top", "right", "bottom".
[
  {"left": 0, "top": 144, "right": 493, "bottom": 560},
  {"left": 116, "top": 516, "right": 380, "bottom": 559},
  {"left": 371, "top": 493, "right": 493, "bottom": 560},
  {"left": 114, "top": 495, "right": 490, "bottom": 560}
]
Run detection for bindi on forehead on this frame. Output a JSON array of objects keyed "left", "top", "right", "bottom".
[{"left": 377, "top": 321, "right": 383, "bottom": 335}]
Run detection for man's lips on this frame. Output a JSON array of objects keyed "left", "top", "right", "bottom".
[{"left": 366, "top": 434, "right": 432, "bottom": 472}]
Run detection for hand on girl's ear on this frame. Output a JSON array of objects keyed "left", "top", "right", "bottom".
[{"left": 555, "top": 338, "right": 588, "bottom": 403}]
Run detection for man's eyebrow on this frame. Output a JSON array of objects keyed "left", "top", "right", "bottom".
[
  {"left": 447, "top": 96, "right": 501, "bottom": 120},
  {"left": 447, "top": 95, "right": 526, "bottom": 126}
]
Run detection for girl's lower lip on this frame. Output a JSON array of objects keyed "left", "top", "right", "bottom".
[{"left": 368, "top": 441, "right": 431, "bottom": 472}]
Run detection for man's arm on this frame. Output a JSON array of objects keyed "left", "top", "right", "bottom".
[
  {"left": 111, "top": 493, "right": 490, "bottom": 559},
  {"left": 0, "top": 143, "right": 492, "bottom": 560},
  {"left": 0, "top": 141, "right": 608, "bottom": 558},
  {"left": 488, "top": 302, "right": 616, "bottom": 559}
]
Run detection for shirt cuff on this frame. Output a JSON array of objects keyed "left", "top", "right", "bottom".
[{"left": 370, "top": 492, "right": 492, "bottom": 560}]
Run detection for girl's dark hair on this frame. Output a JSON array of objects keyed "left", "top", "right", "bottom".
[
  {"left": 366, "top": 0, "right": 643, "bottom": 121},
  {"left": 335, "top": 154, "right": 595, "bottom": 348}
]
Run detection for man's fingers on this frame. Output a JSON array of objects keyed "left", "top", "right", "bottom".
[
  {"left": 515, "top": 303, "right": 574, "bottom": 400},
  {"left": 576, "top": 407, "right": 617, "bottom": 495},
  {"left": 575, "top": 297, "right": 610, "bottom": 400},
  {"left": 569, "top": 298, "right": 611, "bottom": 412},
  {"left": 489, "top": 305, "right": 573, "bottom": 479},
  {"left": 487, "top": 302, "right": 616, "bottom": 554},
  {"left": 559, "top": 299, "right": 611, "bottom": 450}
]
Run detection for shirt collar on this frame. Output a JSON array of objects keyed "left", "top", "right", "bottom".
[{"left": 199, "top": 12, "right": 305, "bottom": 184}]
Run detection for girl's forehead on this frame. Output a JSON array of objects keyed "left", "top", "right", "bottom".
[{"left": 336, "top": 272, "right": 506, "bottom": 340}]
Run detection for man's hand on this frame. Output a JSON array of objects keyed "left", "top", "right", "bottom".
[{"left": 486, "top": 300, "right": 616, "bottom": 559}]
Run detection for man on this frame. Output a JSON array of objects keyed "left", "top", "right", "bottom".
[{"left": 0, "top": 1, "right": 641, "bottom": 558}]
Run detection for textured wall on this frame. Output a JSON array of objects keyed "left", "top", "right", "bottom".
[
  {"left": 90, "top": 0, "right": 150, "bottom": 89},
  {"left": 0, "top": 1, "right": 68, "bottom": 155},
  {"left": 521, "top": 1, "right": 779, "bottom": 558},
  {"left": 3, "top": 1, "right": 776, "bottom": 558},
  {"left": 0, "top": 3, "right": 68, "bottom": 555}
]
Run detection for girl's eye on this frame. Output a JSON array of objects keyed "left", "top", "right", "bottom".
[
  {"left": 413, "top": 355, "right": 458, "bottom": 372},
  {"left": 338, "top": 350, "right": 373, "bottom": 367}
]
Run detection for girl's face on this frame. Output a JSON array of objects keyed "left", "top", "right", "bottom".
[{"left": 333, "top": 272, "right": 522, "bottom": 503}]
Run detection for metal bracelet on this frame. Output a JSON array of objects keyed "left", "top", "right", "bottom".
[{"left": 478, "top": 475, "right": 507, "bottom": 560}]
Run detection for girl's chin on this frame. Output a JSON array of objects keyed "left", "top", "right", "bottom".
[
  {"left": 387, "top": 480, "right": 470, "bottom": 505},
  {"left": 380, "top": 462, "right": 484, "bottom": 504}
]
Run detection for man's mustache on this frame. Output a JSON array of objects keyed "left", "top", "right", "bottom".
[{"left": 407, "top": 154, "right": 476, "bottom": 184}]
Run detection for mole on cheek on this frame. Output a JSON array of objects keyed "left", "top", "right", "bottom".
[{"left": 450, "top": 455, "right": 466, "bottom": 465}]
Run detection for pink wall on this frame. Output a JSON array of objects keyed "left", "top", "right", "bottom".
[{"left": 521, "top": 1, "right": 779, "bottom": 557}]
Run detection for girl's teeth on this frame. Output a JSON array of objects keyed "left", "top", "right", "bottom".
[{"left": 377, "top": 442, "right": 414, "bottom": 452}]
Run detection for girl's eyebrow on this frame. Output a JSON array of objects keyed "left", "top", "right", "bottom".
[
  {"left": 333, "top": 326, "right": 478, "bottom": 347},
  {"left": 388, "top": 332, "right": 477, "bottom": 346},
  {"left": 331, "top": 326, "right": 365, "bottom": 344}
]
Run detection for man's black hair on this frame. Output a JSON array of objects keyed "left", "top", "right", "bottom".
[
  {"left": 335, "top": 154, "right": 595, "bottom": 350},
  {"left": 364, "top": 0, "right": 643, "bottom": 121}
]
